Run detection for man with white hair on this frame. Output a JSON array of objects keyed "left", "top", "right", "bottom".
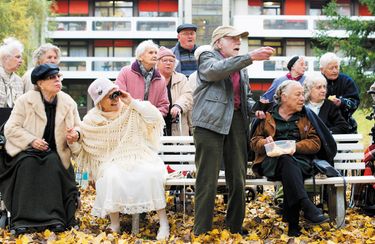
[
  {"left": 319, "top": 52, "right": 360, "bottom": 133},
  {"left": 192, "top": 25, "right": 274, "bottom": 235}
]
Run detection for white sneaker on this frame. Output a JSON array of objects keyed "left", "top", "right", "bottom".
[{"left": 156, "top": 225, "right": 170, "bottom": 240}]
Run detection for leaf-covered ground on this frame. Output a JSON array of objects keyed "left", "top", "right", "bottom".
[{"left": 1, "top": 186, "right": 375, "bottom": 244}]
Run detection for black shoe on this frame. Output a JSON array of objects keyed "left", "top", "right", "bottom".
[
  {"left": 50, "top": 224, "right": 65, "bottom": 233},
  {"left": 12, "top": 227, "right": 28, "bottom": 236},
  {"left": 304, "top": 213, "right": 329, "bottom": 224},
  {"left": 288, "top": 225, "right": 302, "bottom": 237}
]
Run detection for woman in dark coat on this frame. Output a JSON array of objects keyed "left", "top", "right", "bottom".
[
  {"left": 0, "top": 63, "right": 80, "bottom": 235},
  {"left": 304, "top": 73, "right": 350, "bottom": 134},
  {"left": 250, "top": 80, "right": 335, "bottom": 237}
]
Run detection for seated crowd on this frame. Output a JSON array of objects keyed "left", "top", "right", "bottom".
[{"left": 0, "top": 23, "right": 363, "bottom": 240}]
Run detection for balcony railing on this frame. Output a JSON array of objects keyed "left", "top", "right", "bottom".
[
  {"left": 59, "top": 56, "right": 322, "bottom": 80},
  {"left": 46, "top": 16, "right": 178, "bottom": 39},
  {"left": 233, "top": 15, "right": 375, "bottom": 38}
]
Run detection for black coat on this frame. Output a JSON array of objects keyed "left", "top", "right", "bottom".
[{"left": 318, "top": 99, "right": 350, "bottom": 134}]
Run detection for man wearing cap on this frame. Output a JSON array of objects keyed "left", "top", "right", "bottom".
[
  {"left": 192, "top": 25, "right": 274, "bottom": 235},
  {"left": 261, "top": 56, "right": 306, "bottom": 102},
  {"left": 171, "top": 23, "right": 198, "bottom": 77}
]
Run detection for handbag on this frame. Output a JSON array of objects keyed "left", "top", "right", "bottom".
[{"left": 312, "top": 159, "right": 341, "bottom": 177}]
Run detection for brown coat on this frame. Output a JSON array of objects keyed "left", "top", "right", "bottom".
[
  {"left": 250, "top": 112, "right": 321, "bottom": 165},
  {"left": 4, "top": 90, "right": 81, "bottom": 169}
]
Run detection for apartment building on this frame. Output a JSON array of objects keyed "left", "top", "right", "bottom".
[{"left": 47, "top": 0, "right": 373, "bottom": 115}]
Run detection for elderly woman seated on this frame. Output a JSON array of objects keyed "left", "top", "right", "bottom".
[
  {"left": 250, "top": 80, "right": 336, "bottom": 237},
  {"left": 71, "top": 78, "right": 169, "bottom": 240},
  {"left": 0, "top": 63, "right": 80, "bottom": 235},
  {"left": 304, "top": 73, "right": 349, "bottom": 134}
]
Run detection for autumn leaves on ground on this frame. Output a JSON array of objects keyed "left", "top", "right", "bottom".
[{"left": 0, "top": 186, "right": 374, "bottom": 243}]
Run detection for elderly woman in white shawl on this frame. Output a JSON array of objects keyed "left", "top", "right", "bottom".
[{"left": 71, "top": 77, "right": 169, "bottom": 240}]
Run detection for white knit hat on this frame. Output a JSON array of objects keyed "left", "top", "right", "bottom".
[{"left": 88, "top": 77, "right": 118, "bottom": 105}]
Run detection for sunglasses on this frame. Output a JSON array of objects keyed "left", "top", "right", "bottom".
[{"left": 45, "top": 73, "right": 63, "bottom": 80}]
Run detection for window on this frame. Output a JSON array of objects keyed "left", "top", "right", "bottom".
[
  {"left": 138, "top": 0, "right": 178, "bottom": 17},
  {"left": 192, "top": 0, "right": 222, "bottom": 45},
  {"left": 249, "top": 39, "right": 283, "bottom": 56},
  {"left": 93, "top": 40, "right": 133, "bottom": 71},
  {"left": 54, "top": 40, "right": 88, "bottom": 57},
  {"left": 262, "top": 0, "right": 281, "bottom": 15},
  {"left": 94, "top": 0, "right": 133, "bottom": 17},
  {"left": 285, "top": 40, "right": 305, "bottom": 56},
  {"left": 248, "top": 0, "right": 262, "bottom": 15},
  {"left": 52, "top": 0, "right": 89, "bottom": 16},
  {"left": 94, "top": 40, "right": 133, "bottom": 57}
]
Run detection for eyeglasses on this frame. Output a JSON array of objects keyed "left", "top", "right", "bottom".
[
  {"left": 160, "top": 58, "right": 175, "bottom": 64},
  {"left": 45, "top": 73, "right": 63, "bottom": 80}
]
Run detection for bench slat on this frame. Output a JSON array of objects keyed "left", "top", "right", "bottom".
[
  {"left": 337, "top": 143, "right": 364, "bottom": 151},
  {"left": 165, "top": 176, "right": 375, "bottom": 186},
  {"left": 333, "top": 134, "right": 363, "bottom": 142},
  {"left": 334, "top": 152, "right": 363, "bottom": 161},
  {"left": 334, "top": 162, "right": 365, "bottom": 170}
]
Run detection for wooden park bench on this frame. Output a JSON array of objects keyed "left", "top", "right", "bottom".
[{"left": 160, "top": 134, "right": 375, "bottom": 228}]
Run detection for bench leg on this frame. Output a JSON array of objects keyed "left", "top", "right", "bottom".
[
  {"left": 131, "top": 213, "right": 140, "bottom": 234},
  {"left": 327, "top": 185, "right": 346, "bottom": 228}
]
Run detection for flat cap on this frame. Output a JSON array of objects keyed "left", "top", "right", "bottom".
[
  {"left": 177, "top": 23, "right": 197, "bottom": 33},
  {"left": 211, "top": 26, "right": 249, "bottom": 45},
  {"left": 31, "top": 63, "right": 60, "bottom": 84}
]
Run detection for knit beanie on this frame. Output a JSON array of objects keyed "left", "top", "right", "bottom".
[
  {"left": 287, "top": 56, "right": 300, "bottom": 71},
  {"left": 157, "top": 46, "right": 175, "bottom": 60},
  {"left": 88, "top": 77, "right": 118, "bottom": 105}
]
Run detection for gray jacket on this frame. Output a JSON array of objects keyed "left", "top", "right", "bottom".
[{"left": 192, "top": 50, "right": 252, "bottom": 134}]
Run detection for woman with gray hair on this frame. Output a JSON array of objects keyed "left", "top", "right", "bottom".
[
  {"left": 304, "top": 73, "right": 349, "bottom": 134},
  {"left": 115, "top": 40, "right": 169, "bottom": 117},
  {"left": 0, "top": 37, "right": 24, "bottom": 108},
  {"left": 319, "top": 52, "right": 360, "bottom": 133},
  {"left": 22, "top": 43, "right": 61, "bottom": 92},
  {"left": 250, "top": 80, "right": 336, "bottom": 237}
]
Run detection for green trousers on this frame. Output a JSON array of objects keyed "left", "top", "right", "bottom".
[{"left": 193, "top": 111, "right": 247, "bottom": 235}]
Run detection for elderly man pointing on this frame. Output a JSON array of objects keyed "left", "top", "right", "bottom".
[{"left": 192, "top": 25, "right": 274, "bottom": 236}]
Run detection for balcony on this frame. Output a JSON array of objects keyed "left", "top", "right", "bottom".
[
  {"left": 46, "top": 16, "right": 178, "bottom": 39},
  {"left": 59, "top": 56, "right": 321, "bottom": 80},
  {"left": 59, "top": 57, "right": 135, "bottom": 79},
  {"left": 233, "top": 15, "right": 375, "bottom": 38}
]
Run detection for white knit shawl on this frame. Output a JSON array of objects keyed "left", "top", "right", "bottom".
[{"left": 75, "top": 101, "right": 165, "bottom": 180}]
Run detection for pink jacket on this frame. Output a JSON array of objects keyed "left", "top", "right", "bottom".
[{"left": 116, "top": 61, "right": 169, "bottom": 117}]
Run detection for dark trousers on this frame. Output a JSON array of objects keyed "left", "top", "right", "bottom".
[
  {"left": 275, "top": 155, "right": 310, "bottom": 225},
  {"left": 193, "top": 111, "right": 247, "bottom": 235}
]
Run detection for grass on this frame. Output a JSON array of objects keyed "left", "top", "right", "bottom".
[{"left": 353, "top": 108, "right": 374, "bottom": 147}]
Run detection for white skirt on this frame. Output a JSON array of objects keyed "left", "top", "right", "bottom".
[{"left": 91, "top": 157, "right": 167, "bottom": 217}]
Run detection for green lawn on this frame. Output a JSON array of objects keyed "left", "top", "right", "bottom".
[{"left": 353, "top": 109, "right": 374, "bottom": 147}]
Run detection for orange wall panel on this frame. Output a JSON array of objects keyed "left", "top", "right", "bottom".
[
  {"left": 284, "top": 0, "right": 306, "bottom": 15},
  {"left": 359, "top": 4, "right": 372, "bottom": 16}
]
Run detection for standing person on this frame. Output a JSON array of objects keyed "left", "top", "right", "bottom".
[
  {"left": 0, "top": 37, "right": 24, "bottom": 108},
  {"left": 116, "top": 40, "right": 169, "bottom": 117},
  {"left": 319, "top": 52, "right": 360, "bottom": 133},
  {"left": 156, "top": 46, "right": 192, "bottom": 136},
  {"left": 0, "top": 63, "right": 80, "bottom": 235},
  {"left": 192, "top": 25, "right": 274, "bottom": 235},
  {"left": 171, "top": 23, "right": 198, "bottom": 77},
  {"left": 304, "top": 73, "right": 350, "bottom": 134},
  {"left": 71, "top": 78, "right": 169, "bottom": 240},
  {"left": 261, "top": 55, "right": 306, "bottom": 102},
  {"left": 187, "top": 45, "right": 212, "bottom": 135},
  {"left": 250, "top": 80, "right": 334, "bottom": 237},
  {"left": 22, "top": 43, "right": 61, "bottom": 92}
]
